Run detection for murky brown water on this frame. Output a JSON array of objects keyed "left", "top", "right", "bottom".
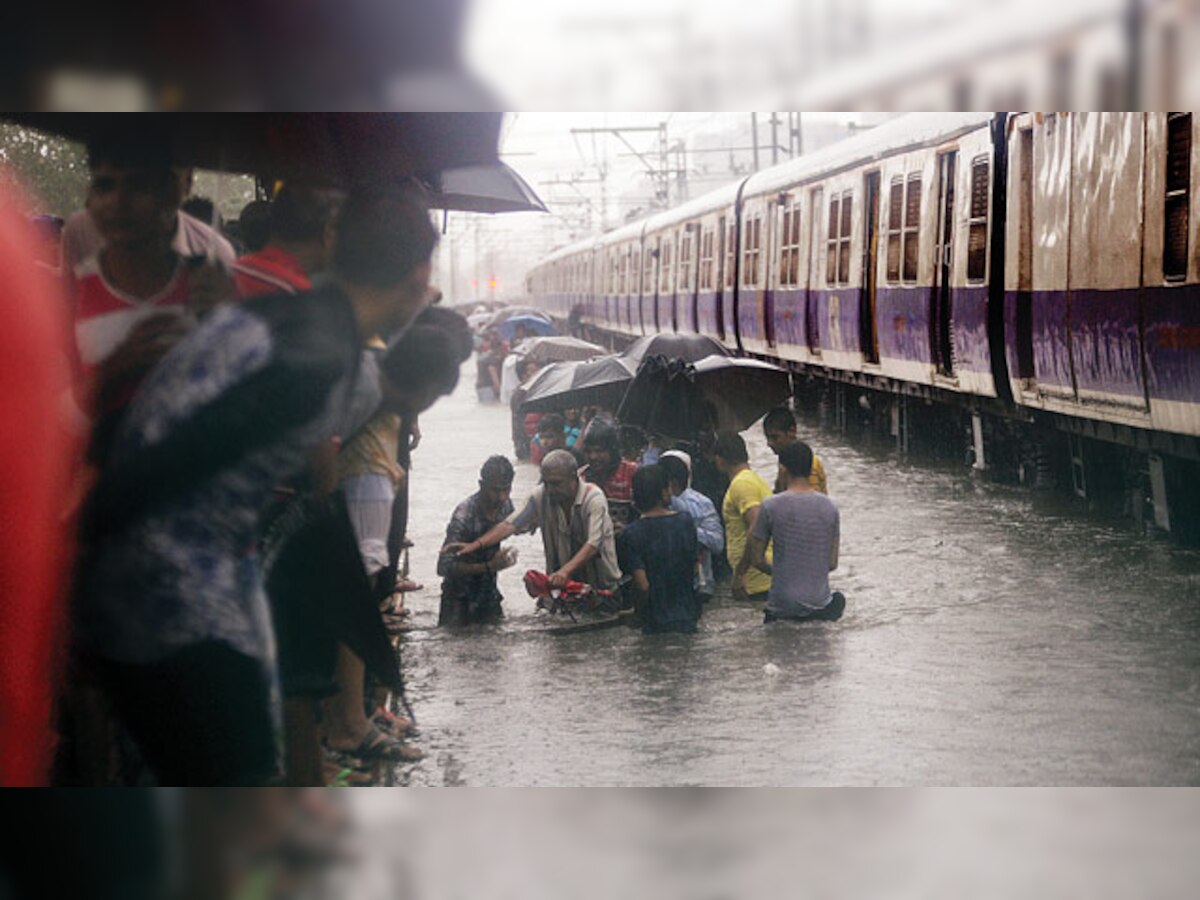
[{"left": 386, "top": 362, "right": 1200, "bottom": 785}]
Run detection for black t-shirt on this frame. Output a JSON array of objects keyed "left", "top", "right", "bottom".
[{"left": 617, "top": 511, "right": 699, "bottom": 633}]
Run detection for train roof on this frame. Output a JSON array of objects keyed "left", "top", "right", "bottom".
[
  {"left": 741, "top": 113, "right": 994, "bottom": 198},
  {"left": 533, "top": 112, "right": 994, "bottom": 268}
]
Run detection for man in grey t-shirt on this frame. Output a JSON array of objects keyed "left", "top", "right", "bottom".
[{"left": 748, "top": 441, "right": 844, "bottom": 623}]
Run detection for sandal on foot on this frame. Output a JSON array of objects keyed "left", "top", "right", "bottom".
[
  {"left": 395, "top": 577, "right": 423, "bottom": 593},
  {"left": 372, "top": 707, "right": 418, "bottom": 737},
  {"left": 342, "top": 725, "right": 424, "bottom": 763}
]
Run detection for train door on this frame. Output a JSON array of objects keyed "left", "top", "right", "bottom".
[
  {"left": 715, "top": 216, "right": 727, "bottom": 341},
  {"left": 805, "top": 187, "right": 823, "bottom": 355},
  {"left": 860, "top": 171, "right": 881, "bottom": 363},
  {"left": 933, "top": 151, "right": 958, "bottom": 377},
  {"left": 1014, "top": 126, "right": 1036, "bottom": 386},
  {"left": 763, "top": 204, "right": 777, "bottom": 349}
]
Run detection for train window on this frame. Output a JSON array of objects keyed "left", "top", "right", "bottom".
[
  {"left": 838, "top": 192, "right": 853, "bottom": 284},
  {"left": 686, "top": 232, "right": 696, "bottom": 292},
  {"left": 661, "top": 239, "right": 673, "bottom": 293},
  {"left": 725, "top": 220, "right": 736, "bottom": 289},
  {"left": 744, "top": 215, "right": 762, "bottom": 287},
  {"left": 1164, "top": 112, "right": 1191, "bottom": 282},
  {"left": 699, "top": 229, "right": 712, "bottom": 291},
  {"left": 632, "top": 250, "right": 640, "bottom": 295},
  {"left": 780, "top": 204, "right": 801, "bottom": 287},
  {"left": 644, "top": 246, "right": 655, "bottom": 295},
  {"left": 826, "top": 196, "right": 840, "bottom": 285},
  {"left": 903, "top": 177, "right": 921, "bottom": 283},
  {"left": 886, "top": 179, "right": 903, "bottom": 282},
  {"left": 967, "top": 158, "right": 989, "bottom": 283}
]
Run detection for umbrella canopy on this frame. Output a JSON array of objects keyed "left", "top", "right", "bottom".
[
  {"left": 431, "top": 162, "right": 548, "bottom": 214},
  {"left": 519, "top": 355, "right": 638, "bottom": 414},
  {"left": 484, "top": 306, "right": 552, "bottom": 330},
  {"left": 498, "top": 315, "right": 556, "bottom": 341},
  {"left": 622, "top": 333, "right": 730, "bottom": 366},
  {"left": 511, "top": 336, "right": 605, "bottom": 366},
  {"left": 616, "top": 354, "right": 792, "bottom": 441},
  {"left": 5, "top": 113, "right": 503, "bottom": 189}
]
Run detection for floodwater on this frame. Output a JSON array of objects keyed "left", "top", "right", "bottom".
[{"left": 388, "top": 362, "right": 1200, "bottom": 786}]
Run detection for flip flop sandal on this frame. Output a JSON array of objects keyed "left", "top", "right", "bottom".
[
  {"left": 344, "top": 725, "right": 424, "bottom": 763},
  {"left": 372, "top": 707, "right": 419, "bottom": 737},
  {"left": 395, "top": 577, "right": 424, "bottom": 593}
]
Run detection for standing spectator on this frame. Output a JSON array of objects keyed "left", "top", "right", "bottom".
[
  {"left": 475, "top": 327, "right": 505, "bottom": 402},
  {"left": 763, "top": 406, "right": 828, "bottom": 495},
  {"left": 748, "top": 441, "right": 844, "bottom": 623},
  {"left": 232, "top": 185, "right": 338, "bottom": 298},
  {"left": 437, "top": 456, "right": 518, "bottom": 626},
  {"left": 713, "top": 432, "right": 773, "bottom": 604},
  {"left": 78, "top": 185, "right": 438, "bottom": 785},
  {"left": 323, "top": 322, "right": 463, "bottom": 765},
  {"left": 563, "top": 408, "right": 583, "bottom": 448},
  {"left": 449, "top": 449, "right": 621, "bottom": 594},
  {"left": 659, "top": 451, "right": 724, "bottom": 605},
  {"left": 690, "top": 429, "right": 732, "bottom": 582},
  {"left": 617, "top": 465, "right": 700, "bottom": 635},
  {"left": 235, "top": 199, "right": 273, "bottom": 253},
  {"left": 580, "top": 419, "right": 638, "bottom": 530}
]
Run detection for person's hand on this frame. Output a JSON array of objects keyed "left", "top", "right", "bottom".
[
  {"left": 548, "top": 570, "right": 569, "bottom": 589},
  {"left": 408, "top": 419, "right": 422, "bottom": 451},
  {"left": 495, "top": 546, "right": 519, "bottom": 570},
  {"left": 445, "top": 541, "right": 478, "bottom": 557},
  {"left": 186, "top": 258, "right": 238, "bottom": 316},
  {"left": 731, "top": 575, "right": 750, "bottom": 604}
]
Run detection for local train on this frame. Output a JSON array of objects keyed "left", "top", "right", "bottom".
[{"left": 524, "top": 112, "right": 1200, "bottom": 538}]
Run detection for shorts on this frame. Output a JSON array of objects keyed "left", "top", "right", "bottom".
[{"left": 764, "top": 591, "right": 846, "bottom": 624}]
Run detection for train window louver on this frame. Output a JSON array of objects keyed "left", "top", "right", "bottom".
[
  {"left": 967, "top": 159, "right": 989, "bottom": 283},
  {"left": 827, "top": 197, "right": 840, "bottom": 285},
  {"left": 903, "top": 177, "right": 921, "bottom": 283},
  {"left": 838, "top": 192, "right": 853, "bottom": 284},
  {"left": 1164, "top": 112, "right": 1191, "bottom": 281}
]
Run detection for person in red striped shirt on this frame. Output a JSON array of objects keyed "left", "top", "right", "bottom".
[{"left": 232, "top": 185, "right": 338, "bottom": 298}]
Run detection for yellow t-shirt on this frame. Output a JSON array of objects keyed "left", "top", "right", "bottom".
[{"left": 723, "top": 467, "right": 773, "bottom": 596}]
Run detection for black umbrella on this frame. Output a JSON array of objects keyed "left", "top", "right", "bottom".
[
  {"left": 5, "top": 113, "right": 503, "bottom": 188},
  {"left": 617, "top": 354, "right": 792, "bottom": 441},
  {"left": 512, "top": 336, "right": 605, "bottom": 366},
  {"left": 484, "top": 306, "right": 553, "bottom": 330},
  {"left": 622, "top": 333, "right": 729, "bottom": 366},
  {"left": 519, "top": 355, "right": 638, "bottom": 414},
  {"left": 432, "top": 162, "right": 548, "bottom": 214}
]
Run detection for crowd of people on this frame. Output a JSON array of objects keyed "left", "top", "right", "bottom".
[
  {"left": 441, "top": 349, "right": 846, "bottom": 638},
  {"left": 0, "top": 120, "right": 480, "bottom": 788},
  {"left": 0, "top": 119, "right": 845, "bottom": 792}
]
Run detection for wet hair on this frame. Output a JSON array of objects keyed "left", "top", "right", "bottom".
[
  {"left": 237, "top": 200, "right": 272, "bottom": 252},
  {"left": 380, "top": 324, "right": 459, "bottom": 398},
  {"left": 541, "top": 449, "right": 579, "bottom": 476},
  {"left": 778, "top": 441, "right": 814, "bottom": 480},
  {"left": 582, "top": 418, "right": 619, "bottom": 457},
  {"left": 333, "top": 186, "right": 438, "bottom": 288},
  {"left": 480, "top": 455, "right": 514, "bottom": 486},
  {"left": 86, "top": 119, "right": 174, "bottom": 171},
  {"left": 763, "top": 406, "right": 796, "bottom": 434},
  {"left": 713, "top": 432, "right": 748, "bottom": 465},
  {"left": 271, "top": 185, "right": 337, "bottom": 243},
  {"left": 619, "top": 424, "right": 647, "bottom": 456},
  {"left": 414, "top": 305, "right": 472, "bottom": 363},
  {"left": 659, "top": 455, "right": 690, "bottom": 492},
  {"left": 538, "top": 412, "right": 565, "bottom": 436},
  {"left": 632, "top": 464, "right": 669, "bottom": 513}
]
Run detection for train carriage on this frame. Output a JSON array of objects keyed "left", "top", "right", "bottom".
[{"left": 1004, "top": 111, "right": 1200, "bottom": 439}]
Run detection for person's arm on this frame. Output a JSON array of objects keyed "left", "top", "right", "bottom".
[
  {"left": 731, "top": 502, "right": 762, "bottom": 601},
  {"left": 830, "top": 537, "right": 840, "bottom": 571},
  {"left": 748, "top": 502, "right": 773, "bottom": 576},
  {"left": 309, "top": 437, "right": 341, "bottom": 497},
  {"left": 444, "top": 519, "right": 516, "bottom": 558},
  {"left": 829, "top": 506, "right": 840, "bottom": 570},
  {"left": 549, "top": 542, "right": 598, "bottom": 587},
  {"left": 694, "top": 498, "right": 725, "bottom": 554}
]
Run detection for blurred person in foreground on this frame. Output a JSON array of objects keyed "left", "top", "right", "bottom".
[
  {"left": 0, "top": 186, "right": 78, "bottom": 786},
  {"left": 714, "top": 432, "right": 772, "bottom": 604},
  {"left": 233, "top": 185, "right": 338, "bottom": 298},
  {"left": 447, "top": 449, "right": 621, "bottom": 594},
  {"left": 437, "top": 455, "right": 518, "bottom": 627},
  {"left": 76, "top": 186, "right": 438, "bottom": 785},
  {"left": 763, "top": 405, "right": 828, "bottom": 495},
  {"left": 322, "top": 321, "right": 464, "bottom": 766},
  {"left": 659, "top": 451, "right": 724, "bottom": 605},
  {"left": 617, "top": 465, "right": 700, "bottom": 635},
  {"left": 236, "top": 199, "right": 273, "bottom": 254},
  {"left": 749, "top": 441, "right": 844, "bottom": 623}
]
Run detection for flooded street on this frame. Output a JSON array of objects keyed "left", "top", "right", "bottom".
[{"left": 389, "top": 362, "right": 1200, "bottom": 786}]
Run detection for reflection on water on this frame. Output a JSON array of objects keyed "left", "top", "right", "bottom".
[{"left": 390, "top": 362, "right": 1200, "bottom": 786}]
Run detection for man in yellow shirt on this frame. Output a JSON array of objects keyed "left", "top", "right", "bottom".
[
  {"left": 714, "top": 432, "right": 773, "bottom": 603},
  {"left": 763, "top": 406, "right": 828, "bottom": 495}
]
